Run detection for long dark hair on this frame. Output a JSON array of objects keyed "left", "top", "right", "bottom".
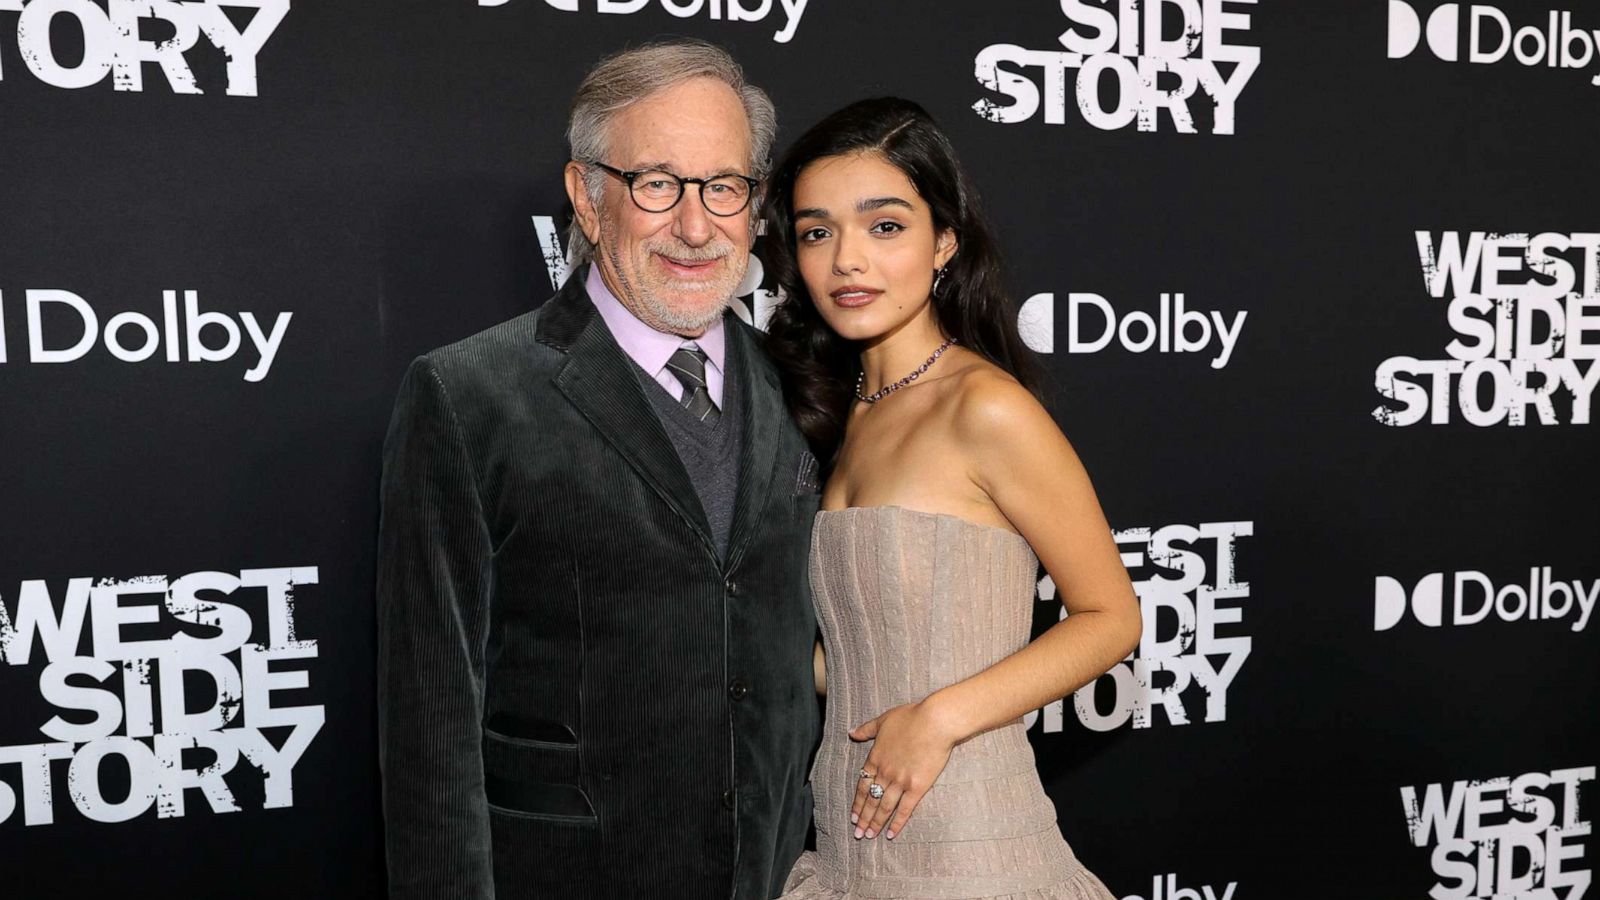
[{"left": 762, "top": 97, "right": 1040, "bottom": 464}]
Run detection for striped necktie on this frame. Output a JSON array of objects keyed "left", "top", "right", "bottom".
[{"left": 667, "top": 344, "right": 720, "bottom": 424}]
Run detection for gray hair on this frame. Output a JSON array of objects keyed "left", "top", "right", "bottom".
[{"left": 565, "top": 39, "right": 777, "bottom": 267}]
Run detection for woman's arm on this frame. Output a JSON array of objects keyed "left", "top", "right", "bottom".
[
  {"left": 925, "top": 374, "right": 1142, "bottom": 732},
  {"left": 850, "top": 372, "right": 1141, "bottom": 840}
]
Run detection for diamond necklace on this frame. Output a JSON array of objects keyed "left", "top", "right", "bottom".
[{"left": 855, "top": 338, "right": 957, "bottom": 404}]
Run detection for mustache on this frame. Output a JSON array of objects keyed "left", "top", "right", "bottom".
[{"left": 645, "top": 240, "right": 733, "bottom": 261}]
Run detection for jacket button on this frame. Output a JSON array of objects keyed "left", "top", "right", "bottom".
[
  {"left": 725, "top": 578, "right": 740, "bottom": 596},
  {"left": 722, "top": 790, "right": 735, "bottom": 810},
  {"left": 729, "top": 679, "right": 750, "bottom": 701}
]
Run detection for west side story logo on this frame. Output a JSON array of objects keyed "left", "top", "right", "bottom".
[
  {"left": 0, "top": 289, "right": 292, "bottom": 382},
  {"left": 1027, "top": 521, "right": 1253, "bottom": 734},
  {"left": 0, "top": 568, "right": 324, "bottom": 826},
  {"left": 1373, "top": 231, "right": 1600, "bottom": 426},
  {"left": 974, "top": 0, "right": 1260, "bottom": 134},
  {"left": 1401, "top": 765, "right": 1594, "bottom": 900},
  {"left": 0, "top": 0, "right": 289, "bottom": 96},
  {"left": 1389, "top": 2, "right": 1600, "bottom": 87},
  {"left": 477, "top": 0, "right": 810, "bottom": 44}
]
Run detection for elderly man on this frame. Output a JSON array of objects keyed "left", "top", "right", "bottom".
[{"left": 376, "top": 41, "right": 819, "bottom": 899}]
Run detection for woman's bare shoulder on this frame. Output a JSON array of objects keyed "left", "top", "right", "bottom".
[{"left": 946, "top": 358, "right": 1059, "bottom": 447}]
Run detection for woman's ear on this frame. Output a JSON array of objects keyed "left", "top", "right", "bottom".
[
  {"left": 565, "top": 161, "right": 601, "bottom": 245},
  {"left": 935, "top": 228, "right": 959, "bottom": 269}
]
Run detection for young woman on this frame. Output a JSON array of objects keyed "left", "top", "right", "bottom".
[{"left": 763, "top": 98, "right": 1143, "bottom": 898}]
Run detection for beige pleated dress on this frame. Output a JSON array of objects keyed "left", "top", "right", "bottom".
[{"left": 781, "top": 506, "right": 1116, "bottom": 900}]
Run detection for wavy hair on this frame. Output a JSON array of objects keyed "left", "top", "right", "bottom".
[{"left": 762, "top": 97, "right": 1040, "bottom": 464}]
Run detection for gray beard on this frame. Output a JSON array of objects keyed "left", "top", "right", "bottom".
[{"left": 600, "top": 240, "right": 737, "bottom": 335}]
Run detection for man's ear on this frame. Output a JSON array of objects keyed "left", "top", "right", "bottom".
[
  {"left": 565, "top": 161, "right": 601, "bottom": 245},
  {"left": 935, "top": 228, "right": 959, "bottom": 269}
]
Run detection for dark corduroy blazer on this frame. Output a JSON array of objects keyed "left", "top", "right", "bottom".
[{"left": 376, "top": 271, "right": 820, "bottom": 899}]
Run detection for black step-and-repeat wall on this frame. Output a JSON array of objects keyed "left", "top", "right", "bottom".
[{"left": 2, "top": 1, "right": 1595, "bottom": 897}]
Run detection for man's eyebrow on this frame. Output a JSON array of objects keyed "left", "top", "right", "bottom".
[
  {"left": 624, "top": 161, "right": 749, "bottom": 177},
  {"left": 626, "top": 161, "right": 677, "bottom": 174}
]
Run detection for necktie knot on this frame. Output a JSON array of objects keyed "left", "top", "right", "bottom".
[
  {"left": 667, "top": 344, "right": 719, "bottom": 424},
  {"left": 668, "top": 345, "right": 708, "bottom": 388}
]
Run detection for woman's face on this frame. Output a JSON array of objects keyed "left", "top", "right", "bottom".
[{"left": 791, "top": 152, "right": 955, "bottom": 344}]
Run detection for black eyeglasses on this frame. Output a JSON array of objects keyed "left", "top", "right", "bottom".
[{"left": 589, "top": 162, "right": 760, "bottom": 216}]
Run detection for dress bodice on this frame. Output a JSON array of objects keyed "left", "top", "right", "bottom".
[
  {"left": 782, "top": 506, "right": 1114, "bottom": 900},
  {"left": 810, "top": 505, "right": 1040, "bottom": 720}
]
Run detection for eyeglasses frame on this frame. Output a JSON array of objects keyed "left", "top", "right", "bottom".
[{"left": 588, "top": 161, "right": 761, "bottom": 217}]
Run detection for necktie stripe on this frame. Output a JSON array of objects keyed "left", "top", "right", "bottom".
[
  {"left": 668, "top": 346, "right": 720, "bottom": 425},
  {"left": 665, "top": 362, "right": 705, "bottom": 385}
]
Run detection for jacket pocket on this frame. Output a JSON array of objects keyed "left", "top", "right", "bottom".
[
  {"left": 482, "top": 729, "right": 597, "bottom": 826},
  {"left": 484, "top": 710, "right": 579, "bottom": 750}
]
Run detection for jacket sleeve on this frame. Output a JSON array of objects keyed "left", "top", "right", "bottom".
[{"left": 376, "top": 356, "right": 495, "bottom": 898}]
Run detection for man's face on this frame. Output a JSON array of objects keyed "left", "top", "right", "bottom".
[{"left": 578, "top": 77, "right": 754, "bottom": 337}]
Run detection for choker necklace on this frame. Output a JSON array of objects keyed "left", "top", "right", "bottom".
[{"left": 855, "top": 338, "right": 957, "bottom": 404}]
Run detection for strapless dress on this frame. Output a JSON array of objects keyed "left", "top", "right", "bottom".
[{"left": 780, "top": 506, "right": 1116, "bottom": 900}]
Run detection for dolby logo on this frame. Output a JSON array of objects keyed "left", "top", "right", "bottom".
[
  {"left": 0, "top": 288, "right": 292, "bottom": 382},
  {"left": 1386, "top": 2, "right": 1600, "bottom": 85},
  {"left": 1373, "top": 568, "right": 1598, "bottom": 633}
]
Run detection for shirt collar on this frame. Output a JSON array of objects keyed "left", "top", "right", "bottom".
[{"left": 585, "top": 264, "right": 726, "bottom": 377}]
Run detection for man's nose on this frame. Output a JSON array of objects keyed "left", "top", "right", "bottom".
[{"left": 672, "top": 185, "right": 716, "bottom": 247}]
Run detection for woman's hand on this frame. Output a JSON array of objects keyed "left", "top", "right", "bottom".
[{"left": 849, "top": 697, "right": 964, "bottom": 840}]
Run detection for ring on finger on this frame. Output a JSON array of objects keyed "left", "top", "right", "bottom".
[
  {"left": 859, "top": 769, "right": 874, "bottom": 780},
  {"left": 868, "top": 783, "right": 885, "bottom": 799}
]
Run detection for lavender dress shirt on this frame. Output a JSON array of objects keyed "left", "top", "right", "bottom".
[{"left": 585, "top": 266, "right": 725, "bottom": 407}]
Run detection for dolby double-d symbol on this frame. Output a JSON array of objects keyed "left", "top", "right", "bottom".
[{"left": 1387, "top": 1, "right": 1464, "bottom": 60}]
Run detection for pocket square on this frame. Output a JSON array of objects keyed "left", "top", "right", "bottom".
[{"left": 794, "top": 450, "right": 821, "bottom": 494}]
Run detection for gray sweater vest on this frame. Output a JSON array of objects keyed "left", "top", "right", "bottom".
[{"left": 632, "top": 343, "right": 744, "bottom": 560}]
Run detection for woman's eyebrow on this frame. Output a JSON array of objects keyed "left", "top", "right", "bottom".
[
  {"left": 795, "top": 196, "right": 914, "bottom": 220},
  {"left": 857, "top": 196, "right": 913, "bottom": 212}
]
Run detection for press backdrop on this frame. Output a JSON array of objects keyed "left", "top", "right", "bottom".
[{"left": 1, "top": 1, "right": 1596, "bottom": 897}]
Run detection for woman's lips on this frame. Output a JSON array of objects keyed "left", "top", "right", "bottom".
[{"left": 831, "top": 287, "right": 882, "bottom": 308}]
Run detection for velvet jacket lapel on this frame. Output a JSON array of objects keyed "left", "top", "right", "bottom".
[
  {"left": 723, "top": 319, "right": 783, "bottom": 570},
  {"left": 537, "top": 274, "right": 717, "bottom": 560},
  {"left": 536, "top": 270, "right": 789, "bottom": 570}
]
